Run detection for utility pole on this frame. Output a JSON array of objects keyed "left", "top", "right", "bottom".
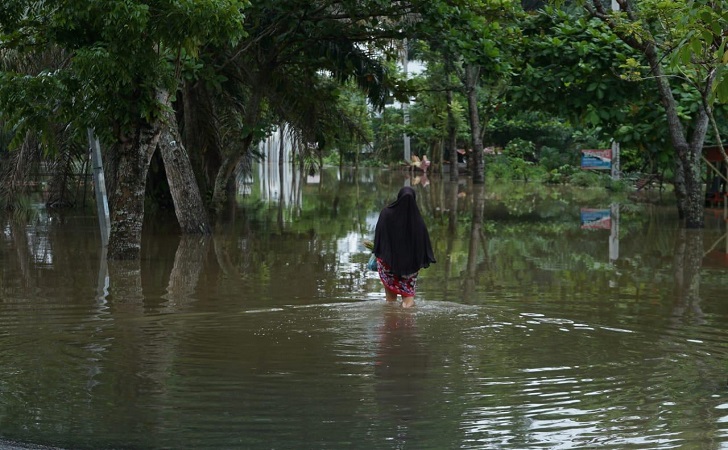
[
  {"left": 401, "top": 39, "right": 411, "bottom": 163},
  {"left": 87, "top": 128, "right": 110, "bottom": 246},
  {"left": 611, "top": 0, "right": 620, "bottom": 181}
]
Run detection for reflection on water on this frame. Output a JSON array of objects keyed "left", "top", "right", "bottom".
[
  {"left": 1, "top": 167, "right": 728, "bottom": 449},
  {"left": 373, "top": 305, "right": 429, "bottom": 445}
]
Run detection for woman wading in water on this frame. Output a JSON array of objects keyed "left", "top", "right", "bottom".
[{"left": 373, "top": 187, "right": 436, "bottom": 308}]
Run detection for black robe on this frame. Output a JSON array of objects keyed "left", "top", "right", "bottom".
[{"left": 374, "top": 187, "right": 436, "bottom": 276}]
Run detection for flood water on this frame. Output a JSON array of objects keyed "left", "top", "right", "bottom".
[{"left": 1, "top": 167, "right": 728, "bottom": 449}]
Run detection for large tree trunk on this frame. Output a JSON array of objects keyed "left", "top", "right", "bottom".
[
  {"left": 158, "top": 106, "right": 212, "bottom": 234},
  {"left": 465, "top": 65, "right": 485, "bottom": 184},
  {"left": 673, "top": 157, "right": 687, "bottom": 220},
  {"left": 182, "top": 81, "right": 218, "bottom": 196},
  {"left": 108, "top": 120, "right": 162, "bottom": 259},
  {"left": 642, "top": 43, "right": 707, "bottom": 228}
]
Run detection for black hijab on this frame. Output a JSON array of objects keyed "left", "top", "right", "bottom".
[{"left": 374, "top": 187, "right": 436, "bottom": 276}]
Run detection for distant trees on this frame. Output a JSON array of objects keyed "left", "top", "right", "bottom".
[
  {"left": 2, "top": 0, "right": 727, "bottom": 263},
  {"left": 0, "top": 0, "right": 410, "bottom": 258}
]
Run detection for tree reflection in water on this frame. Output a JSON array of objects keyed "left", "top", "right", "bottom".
[{"left": 672, "top": 229, "right": 705, "bottom": 324}]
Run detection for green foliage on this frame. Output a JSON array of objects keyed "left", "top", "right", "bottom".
[
  {"left": 484, "top": 152, "right": 545, "bottom": 182},
  {"left": 540, "top": 146, "right": 578, "bottom": 172},
  {"left": 504, "top": 137, "right": 536, "bottom": 160},
  {"left": 486, "top": 112, "right": 571, "bottom": 150},
  {"left": 568, "top": 169, "right": 607, "bottom": 188},
  {"left": 513, "top": 7, "right": 642, "bottom": 133},
  {"left": 636, "top": 0, "right": 728, "bottom": 105},
  {"left": 544, "top": 164, "right": 576, "bottom": 184},
  {"left": 0, "top": 0, "right": 248, "bottom": 143},
  {"left": 371, "top": 106, "right": 405, "bottom": 164}
]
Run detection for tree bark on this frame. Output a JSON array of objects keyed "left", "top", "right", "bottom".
[
  {"left": 158, "top": 107, "right": 212, "bottom": 234},
  {"left": 673, "top": 157, "right": 686, "bottom": 219},
  {"left": 107, "top": 120, "right": 162, "bottom": 260},
  {"left": 446, "top": 89, "right": 459, "bottom": 182},
  {"left": 210, "top": 134, "right": 254, "bottom": 215},
  {"left": 209, "top": 92, "right": 262, "bottom": 216},
  {"left": 465, "top": 64, "right": 485, "bottom": 184},
  {"left": 182, "top": 81, "right": 218, "bottom": 196},
  {"left": 642, "top": 43, "right": 707, "bottom": 228}
]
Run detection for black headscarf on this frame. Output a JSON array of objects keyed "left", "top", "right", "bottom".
[{"left": 374, "top": 187, "right": 436, "bottom": 276}]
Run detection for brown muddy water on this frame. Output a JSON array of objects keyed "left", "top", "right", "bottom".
[{"left": 1, "top": 167, "right": 728, "bottom": 449}]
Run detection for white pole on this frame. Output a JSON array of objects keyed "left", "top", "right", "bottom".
[
  {"left": 612, "top": 0, "right": 620, "bottom": 182},
  {"left": 87, "top": 128, "right": 110, "bottom": 246},
  {"left": 611, "top": 140, "right": 620, "bottom": 180},
  {"left": 609, "top": 203, "right": 620, "bottom": 263},
  {"left": 402, "top": 39, "right": 411, "bottom": 163}
]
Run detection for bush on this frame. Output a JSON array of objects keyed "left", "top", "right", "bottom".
[
  {"left": 504, "top": 138, "right": 536, "bottom": 161},
  {"left": 485, "top": 154, "right": 545, "bottom": 182},
  {"left": 485, "top": 155, "right": 512, "bottom": 180},
  {"left": 568, "top": 170, "right": 608, "bottom": 187},
  {"left": 544, "top": 164, "right": 577, "bottom": 184},
  {"left": 539, "top": 146, "right": 578, "bottom": 171}
]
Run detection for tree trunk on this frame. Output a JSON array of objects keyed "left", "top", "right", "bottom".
[
  {"left": 107, "top": 120, "right": 162, "bottom": 260},
  {"left": 446, "top": 89, "right": 459, "bottom": 182},
  {"left": 643, "top": 43, "right": 706, "bottom": 228},
  {"left": 279, "top": 123, "right": 285, "bottom": 167},
  {"left": 673, "top": 156, "right": 686, "bottom": 219},
  {"left": 182, "top": 81, "right": 218, "bottom": 196},
  {"left": 158, "top": 106, "right": 212, "bottom": 234},
  {"left": 465, "top": 65, "right": 485, "bottom": 184},
  {"left": 210, "top": 134, "right": 254, "bottom": 215},
  {"left": 209, "top": 92, "right": 262, "bottom": 216}
]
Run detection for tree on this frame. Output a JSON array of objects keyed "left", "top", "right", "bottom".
[
  {"left": 179, "top": 0, "right": 410, "bottom": 215},
  {"left": 411, "top": 0, "right": 522, "bottom": 183},
  {"left": 582, "top": 0, "right": 727, "bottom": 227},
  {"left": 0, "top": 1, "right": 246, "bottom": 258}
]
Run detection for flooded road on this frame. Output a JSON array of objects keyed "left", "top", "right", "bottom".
[{"left": 1, "top": 167, "right": 728, "bottom": 449}]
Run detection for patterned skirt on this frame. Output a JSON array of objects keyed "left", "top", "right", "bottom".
[{"left": 376, "top": 257, "right": 419, "bottom": 297}]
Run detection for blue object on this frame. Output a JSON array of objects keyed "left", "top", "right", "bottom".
[{"left": 367, "top": 253, "right": 377, "bottom": 271}]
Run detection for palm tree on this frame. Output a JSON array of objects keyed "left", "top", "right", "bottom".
[{"left": 179, "top": 0, "right": 404, "bottom": 216}]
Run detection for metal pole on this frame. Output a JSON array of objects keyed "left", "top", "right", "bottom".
[
  {"left": 611, "top": 0, "right": 620, "bottom": 181},
  {"left": 87, "top": 128, "right": 110, "bottom": 246},
  {"left": 402, "top": 39, "right": 411, "bottom": 163}
]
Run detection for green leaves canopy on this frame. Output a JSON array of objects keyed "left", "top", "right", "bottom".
[{"left": 0, "top": 0, "right": 247, "bottom": 141}]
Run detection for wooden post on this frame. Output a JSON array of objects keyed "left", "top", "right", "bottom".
[
  {"left": 87, "top": 128, "right": 110, "bottom": 246},
  {"left": 611, "top": 140, "right": 620, "bottom": 180}
]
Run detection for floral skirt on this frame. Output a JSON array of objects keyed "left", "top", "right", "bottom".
[{"left": 376, "top": 257, "right": 418, "bottom": 297}]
